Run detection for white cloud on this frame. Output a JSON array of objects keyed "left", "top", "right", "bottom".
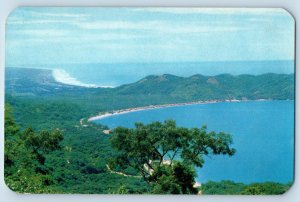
[
  {"left": 6, "top": 7, "right": 294, "bottom": 65},
  {"left": 75, "top": 21, "right": 161, "bottom": 30},
  {"left": 27, "top": 11, "right": 90, "bottom": 18},
  {"left": 11, "top": 29, "right": 70, "bottom": 37},
  {"left": 7, "top": 19, "right": 78, "bottom": 25},
  {"left": 74, "top": 20, "right": 246, "bottom": 34},
  {"left": 7, "top": 10, "right": 89, "bottom": 25}
]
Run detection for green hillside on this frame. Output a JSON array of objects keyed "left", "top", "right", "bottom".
[
  {"left": 6, "top": 68, "right": 294, "bottom": 101},
  {"left": 4, "top": 67, "right": 294, "bottom": 194},
  {"left": 115, "top": 73, "right": 294, "bottom": 100}
]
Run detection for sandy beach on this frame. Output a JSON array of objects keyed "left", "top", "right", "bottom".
[{"left": 87, "top": 99, "right": 245, "bottom": 122}]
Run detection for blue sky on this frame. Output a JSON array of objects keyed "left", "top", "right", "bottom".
[{"left": 6, "top": 7, "right": 295, "bottom": 67}]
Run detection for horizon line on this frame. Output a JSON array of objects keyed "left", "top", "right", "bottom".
[{"left": 5, "top": 59, "right": 294, "bottom": 68}]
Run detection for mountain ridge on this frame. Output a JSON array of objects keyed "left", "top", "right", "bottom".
[
  {"left": 115, "top": 72, "right": 294, "bottom": 100},
  {"left": 5, "top": 67, "right": 294, "bottom": 101}
]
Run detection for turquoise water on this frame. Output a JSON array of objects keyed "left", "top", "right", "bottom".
[{"left": 94, "top": 101, "right": 294, "bottom": 184}]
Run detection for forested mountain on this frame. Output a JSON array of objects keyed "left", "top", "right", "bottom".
[
  {"left": 115, "top": 73, "right": 294, "bottom": 100},
  {"left": 6, "top": 67, "right": 294, "bottom": 101}
]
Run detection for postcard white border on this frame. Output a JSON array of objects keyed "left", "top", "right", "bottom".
[{"left": 0, "top": 1, "right": 298, "bottom": 202}]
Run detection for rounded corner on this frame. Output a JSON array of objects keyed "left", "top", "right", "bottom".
[
  {"left": 3, "top": 177, "right": 22, "bottom": 194},
  {"left": 5, "top": 6, "right": 23, "bottom": 26},
  {"left": 278, "top": 8, "right": 296, "bottom": 24},
  {"left": 280, "top": 179, "right": 295, "bottom": 195}
]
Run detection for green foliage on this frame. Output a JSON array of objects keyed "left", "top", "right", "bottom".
[
  {"left": 151, "top": 163, "right": 198, "bottom": 194},
  {"left": 5, "top": 169, "right": 54, "bottom": 193},
  {"left": 110, "top": 120, "right": 235, "bottom": 194},
  {"left": 200, "top": 180, "right": 246, "bottom": 195},
  {"left": 6, "top": 95, "right": 88, "bottom": 131},
  {"left": 109, "top": 185, "right": 130, "bottom": 194},
  {"left": 151, "top": 166, "right": 181, "bottom": 194},
  {"left": 5, "top": 98, "right": 149, "bottom": 194},
  {"left": 4, "top": 104, "right": 21, "bottom": 170},
  {"left": 6, "top": 68, "right": 295, "bottom": 117},
  {"left": 200, "top": 180, "right": 292, "bottom": 195},
  {"left": 4, "top": 105, "right": 64, "bottom": 193},
  {"left": 4, "top": 68, "right": 294, "bottom": 194},
  {"left": 241, "top": 182, "right": 292, "bottom": 195}
]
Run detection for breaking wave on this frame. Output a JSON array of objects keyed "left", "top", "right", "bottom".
[{"left": 52, "top": 69, "right": 112, "bottom": 88}]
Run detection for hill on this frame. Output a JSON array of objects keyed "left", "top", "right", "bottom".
[
  {"left": 115, "top": 73, "right": 294, "bottom": 100},
  {"left": 6, "top": 67, "right": 294, "bottom": 101}
]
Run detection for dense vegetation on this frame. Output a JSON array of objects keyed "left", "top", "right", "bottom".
[
  {"left": 4, "top": 102, "right": 149, "bottom": 194},
  {"left": 5, "top": 105, "right": 63, "bottom": 193},
  {"left": 115, "top": 73, "right": 294, "bottom": 100},
  {"left": 200, "top": 181, "right": 292, "bottom": 195},
  {"left": 110, "top": 120, "right": 235, "bottom": 194},
  {"left": 6, "top": 68, "right": 294, "bottom": 116},
  {"left": 4, "top": 67, "right": 294, "bottom": 194}
]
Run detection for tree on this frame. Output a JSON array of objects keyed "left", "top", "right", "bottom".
[
  {"left": 4, "top": 104, "right": 64, "bottom": 193},
  {"left": 150, "top": 162, "right": 198, "bottom": 194},
  {"left": 200, "top": 181, "right": 292, "bottom": 195},
  {"left": 110, "top": 120, "right": 236, "bottom": 194},
  {"left": 200, "top": 180, "right": 246, "bottom": 195},
  {"left": 241, "top": 182, "right": 291, "bottom": 195},
  {"left": 4, "top": 105, "right": 20, "bottom": 168}
]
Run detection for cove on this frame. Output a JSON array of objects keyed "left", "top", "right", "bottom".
[{"left": 94, "top": 101, "right": 294, "bottom": 184}]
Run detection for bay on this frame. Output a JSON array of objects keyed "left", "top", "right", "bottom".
[{"left": 94, "top": 100, "right": 294, "bottom": 184}]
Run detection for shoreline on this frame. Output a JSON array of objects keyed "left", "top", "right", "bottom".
[
  {"left": 87, "top": 99, "right": 270, "bottom": 122},
  {"left": 52, "top": 69, "right": 114, "bottom": 88}
]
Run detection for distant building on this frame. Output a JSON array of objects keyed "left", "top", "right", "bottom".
[{"left": 103, "top": 129, "right": 111, "bottom": 134}]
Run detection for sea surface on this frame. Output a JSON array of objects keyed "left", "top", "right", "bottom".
[{"left": 94, "top": 100, "right": 294, "bottom": 184}]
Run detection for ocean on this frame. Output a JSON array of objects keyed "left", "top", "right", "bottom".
[
  {"left": 94, "top": 100, "right": 294, "bottom": 184},
  {"left": 47, "top": 60, "right": 294, "bottom": 87}
]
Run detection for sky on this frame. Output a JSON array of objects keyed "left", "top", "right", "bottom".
[{"left": 5, "top": 7, "right": 295, "bottom": 67}]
